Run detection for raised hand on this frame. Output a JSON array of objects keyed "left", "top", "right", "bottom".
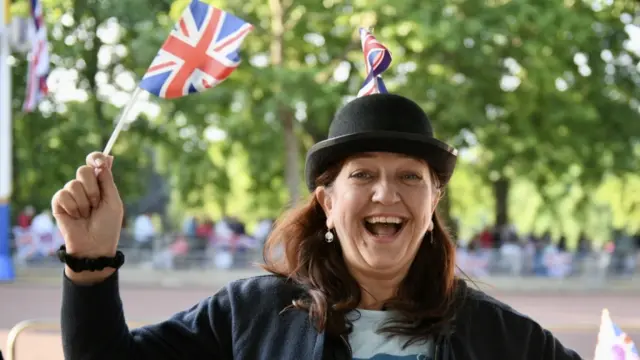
[{"left": 51, "top": 152, "right": 124, "bottom": 283}]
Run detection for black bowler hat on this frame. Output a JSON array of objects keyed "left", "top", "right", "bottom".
[{"left": 305, "top": 93, "right": 458, "bottom": 191}]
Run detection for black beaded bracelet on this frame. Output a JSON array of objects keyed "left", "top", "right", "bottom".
[{"left": 56, "top": 245, "right": 125, "bottom": 273}]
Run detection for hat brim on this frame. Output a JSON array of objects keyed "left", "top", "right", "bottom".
[{"left": 305, "top": 131, "right": 458, "bottom": 191}]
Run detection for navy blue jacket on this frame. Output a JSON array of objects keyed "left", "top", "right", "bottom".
[{"left": 61, "top": 272, "right": 583, "bottom": 360}]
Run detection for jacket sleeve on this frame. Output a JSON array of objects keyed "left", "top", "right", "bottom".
[
  {"left": 500, "top": 305, "right": 583, "bottom": 360},
  {"left": 449, "top": 294, "right": 585, "bottom": 360},
  {"left": 61, "top": 271, "right": 233, "bottom": 360},
  {"left": 501, "top": 307, "right": 583, "bottom": 360},
  {"left": 538, "top": 327, "right": 583, "bottom": 360}
]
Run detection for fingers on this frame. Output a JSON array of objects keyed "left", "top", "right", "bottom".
[
  {"left": 86, "top": 152, "right": 113, "bottom": 176},
  {"left": 52, "top": 152, "right": 121, "bottom": 219},
  {"left": 52, "top": 155, "right": 111, "bottom": 219},
  {"left": 82, "top": 153, "right": 120, "bottom": 207},
  {"left": 65, "top": 179, "right": 92, "bottom": 218},
  {"left": 52, "top": 187, "right": 81, "bottom": 219},
  {"left": 76, "top": 165, "right": 100, "bottom": 208},
  {"left": 85, "top": 152, "right": 119, "bottom": 202},
  {"left": 96, "top": 164, "right": 121, "bottom": 206},
  {"left": 86, "top": 152, "right": 112, "bottom": 169}
]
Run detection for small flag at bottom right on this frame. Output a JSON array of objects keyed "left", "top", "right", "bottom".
[{"left": 594, "top": 308, "right": 639, "bottom": 360}]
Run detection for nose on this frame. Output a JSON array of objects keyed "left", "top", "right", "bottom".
[{"left": 371, "top": 177, "right": 400, "bottom": 205}]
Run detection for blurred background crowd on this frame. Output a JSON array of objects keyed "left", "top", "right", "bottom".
[{"left": 10, "top": 205, "right": 639, "bottom": 278}]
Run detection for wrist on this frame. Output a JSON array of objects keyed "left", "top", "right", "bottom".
[
  {"left": 57, "top": 245, "right": 125, "bottom": 279},
  {"left": 64, "top": 245, "right": 117, "bottom": 258}
]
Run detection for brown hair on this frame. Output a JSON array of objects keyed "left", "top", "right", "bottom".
[{"left": 262, "top": 162, "right": 460, "bottom": 346}]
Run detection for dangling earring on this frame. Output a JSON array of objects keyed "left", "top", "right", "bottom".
[
  {"left": 325, "top": 229, "right": 334, "bottom": 243},
  {"left": 430, "top": 231, "right": 434, "bottom": 245}
]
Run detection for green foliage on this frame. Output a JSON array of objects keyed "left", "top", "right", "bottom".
[{"left": 8, "top": 0, "right": 640, "bottom": 238}]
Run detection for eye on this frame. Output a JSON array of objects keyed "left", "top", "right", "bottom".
[
  {"left": 348, "top": 171, "right": 372, "bottom": 179},
  {"left": 401, "top": 173, "right": 423, "bottom": 181}
]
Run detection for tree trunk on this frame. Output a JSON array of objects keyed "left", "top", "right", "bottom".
[
  {"left": 281, "top": 111, "right": 300, "bottom": 205},
  {"left": 269, "top": 0, "right": 300, "bottom": 206},
  {"left": 492, "top": 177, "right": 510, "bottom": 227}
]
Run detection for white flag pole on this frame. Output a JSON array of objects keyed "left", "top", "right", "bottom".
[{"left": 102, "top": 86, "right": 144, "bottom": 156}]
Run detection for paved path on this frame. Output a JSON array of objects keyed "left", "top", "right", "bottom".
[{"left": 1, "top": 280, "right": 639, "bottom": 360}]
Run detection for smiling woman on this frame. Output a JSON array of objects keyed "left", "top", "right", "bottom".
[
  {"left": 314, "top": 152, "right": 444, "bottom": 306},
  {"left": 54, "top": 93, "right": 582, "bottom": 360},
  {"left": 260, "top": 93, "right": 582, "bottom": 360},
  {"left": 261, "top": 94, "right": 460, "bottom": 359}
]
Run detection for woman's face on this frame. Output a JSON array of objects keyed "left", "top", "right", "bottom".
[{"left": 316, "top": 152, "right": 439, "bottom": 275}]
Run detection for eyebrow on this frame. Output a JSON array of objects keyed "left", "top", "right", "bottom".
[{"left": 348, "top": 154, "right": 432, "bottom": 174}]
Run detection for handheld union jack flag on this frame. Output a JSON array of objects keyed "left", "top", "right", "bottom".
[
  {"left": 356, "top": 28, "right": 392, "bottom": 98},
  {"left": 139, "top": 0, "right": 253, "bottom": 99},
  {"left": 594, "top": 309, "right": 639, "bottom": 360}
]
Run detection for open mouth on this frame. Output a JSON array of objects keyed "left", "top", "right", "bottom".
[{"left": 363, "top": 216, "right": 406, "bottom": 237}]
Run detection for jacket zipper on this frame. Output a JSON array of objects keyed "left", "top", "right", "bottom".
[{"left": 340, "top": 335, "right": 352, "bottom": 358}]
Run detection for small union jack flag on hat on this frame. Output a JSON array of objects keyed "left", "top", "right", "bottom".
[
  {"left": 356, "top": 28, "right": 392, "bottom": 98},
  {"left": 594, "top": 309, "right": 639, "bottom": 360},
  {"left": 139, "top": 0, "right": 253, "bottom": 99}
]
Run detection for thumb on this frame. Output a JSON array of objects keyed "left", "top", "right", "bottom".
[{"left": 96, "top": 163, "right": 120, "bottom": 204}]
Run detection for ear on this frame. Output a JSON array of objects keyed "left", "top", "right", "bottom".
[
  {"left": 428, "top": 194, "right": 440, "bottom": 231},
  {"left": 315, "top": 186, "right": 334, "bottom": 229},
  {"left": 432, "top": 188, "right": 442, "bottom": 209}
]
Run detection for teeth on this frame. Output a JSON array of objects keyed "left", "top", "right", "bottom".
[{"left": 365, "top": 216, "right": 403, "bottom": 224}]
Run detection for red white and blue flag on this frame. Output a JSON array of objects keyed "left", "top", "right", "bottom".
[
  {"left": 357, "top": 28, "right": 392, "bottom": 98},
  {"left": 139, "top": 0, "right": 253, "bottom": 99},
  {"left": 594, "top": 309, "right": 639, "bottom": 360},
  {"left": 23, "top": 0, "right": 50, "bottom": 112}
]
